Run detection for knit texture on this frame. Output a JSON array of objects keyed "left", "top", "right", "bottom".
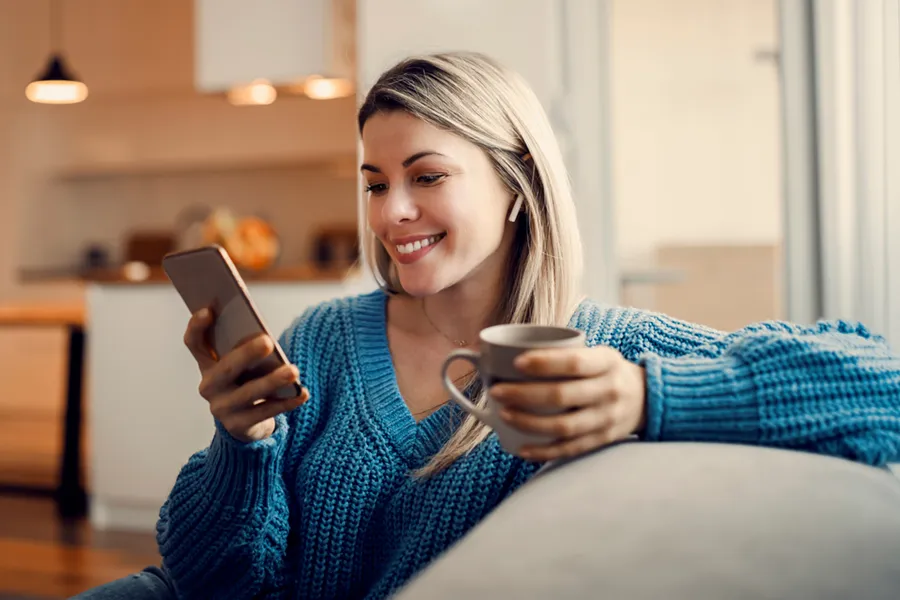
[{"left": 156, "top": 290, "right": 900, "bottom": 599}]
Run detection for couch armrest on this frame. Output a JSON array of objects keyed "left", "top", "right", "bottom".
[{"left": 397, "top": 442, "right": 900, "bottom": 600}]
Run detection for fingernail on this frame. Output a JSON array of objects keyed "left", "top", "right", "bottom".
[
  {"left": 490, "top": 385, "right": 507, "bottom": 399},
  {"left": 198, "top": 308, "right": 209, "bottom": 319},
  {"left": 513, "top": 354, "right": 531, "bottom": 369},
  {"left": 499, "top": 408, "right": 513, "bottom": 421}
]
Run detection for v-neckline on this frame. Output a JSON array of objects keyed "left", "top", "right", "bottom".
[{"left": 352, "top": 290, "right": 461, "bottom": 465}]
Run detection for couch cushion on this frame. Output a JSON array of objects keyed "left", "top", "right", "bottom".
[{"left": 397, "top": 442, "right": 900, "bottom": 600}]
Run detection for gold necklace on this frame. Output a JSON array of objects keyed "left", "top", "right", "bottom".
[{"left": 420, "top": 298, "right": 470, "bottom": 347}]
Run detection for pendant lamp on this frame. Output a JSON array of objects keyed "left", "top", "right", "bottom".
[{"left": 25, "top": 0, "right": 88, "bottom": 104}]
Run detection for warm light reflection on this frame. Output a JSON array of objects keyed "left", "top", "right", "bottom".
[
  {"left": 303, "top": 75, "right": 354, "bottom": 100},
  {"left": 227, "top": 79, "right": 277, "bottom": 106},
  {"left": 123, "top": 261, "right": 151, "bottom": 282}
]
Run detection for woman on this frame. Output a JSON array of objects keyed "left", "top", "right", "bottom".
[{"left": 76, "top": 51, "right": 900, "bottom": 600}]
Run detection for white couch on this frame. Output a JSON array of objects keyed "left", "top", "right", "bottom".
[{"left": 397, "top": 442, "right": 900, "bottom": 599}]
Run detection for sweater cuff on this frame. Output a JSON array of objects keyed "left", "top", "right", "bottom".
[
  {"left": 638, "top": 352, "right": 761, "bottom": 444},
  {"left": 206, "top": 413, "right": 289, "bottom": 508}
]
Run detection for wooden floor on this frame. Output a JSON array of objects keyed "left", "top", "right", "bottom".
[{"left": 0, "top": 495, "right": 159, "bottom": 599}]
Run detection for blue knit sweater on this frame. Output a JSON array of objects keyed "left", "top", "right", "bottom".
[{"left": 156, "top": 290, "right": 900, "bottom": 599}]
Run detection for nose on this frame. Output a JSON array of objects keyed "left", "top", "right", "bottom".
[{"left": 380, "top": 188, "right": 420, "bottom": 224}]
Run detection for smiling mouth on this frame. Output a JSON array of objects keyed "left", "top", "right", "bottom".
[{"left": 395, "top": 233, "right": 446, "bottom": 255}]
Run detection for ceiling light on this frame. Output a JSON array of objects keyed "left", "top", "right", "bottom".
[
  {"left": 26, "top": 0, "right": 87, "bottom": 105},
  {"left": 26, "top": 55, "right": 88, "bottom": 104}
]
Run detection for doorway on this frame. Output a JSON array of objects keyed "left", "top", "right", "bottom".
[{"left": 609, "top": 0, "right": 784, "bottom": 332}]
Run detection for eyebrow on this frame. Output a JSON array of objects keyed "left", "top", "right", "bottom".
[{"left": 360, "top": 151, "right": 446, "bottom": 173}]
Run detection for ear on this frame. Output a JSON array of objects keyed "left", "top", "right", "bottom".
[{"left": 508, "top": 194, "right": 524, "bottom": 222}]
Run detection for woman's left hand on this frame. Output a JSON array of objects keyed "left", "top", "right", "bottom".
[{"left": 490, "top": 346, "right": 648, "bottom": 462}]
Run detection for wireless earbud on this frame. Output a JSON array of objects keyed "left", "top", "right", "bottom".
[{"left": 508, "top": 195, "right": 524, "bottom": 222}]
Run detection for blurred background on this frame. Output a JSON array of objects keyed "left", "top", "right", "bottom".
[{"left": 0, "top": 0, "right": 897, "bottom": 597}]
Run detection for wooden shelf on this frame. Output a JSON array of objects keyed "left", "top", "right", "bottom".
[{"left": 53, "top": 152, "right": 358, "bottom": 181}]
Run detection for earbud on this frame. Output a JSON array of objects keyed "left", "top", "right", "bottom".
[{"left": 508, "top": 195, "right": 524, "bottom": 222}]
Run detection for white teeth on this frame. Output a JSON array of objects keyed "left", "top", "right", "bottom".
[{"left": 396, "top": 234, "right": 443, "bottom": 255}]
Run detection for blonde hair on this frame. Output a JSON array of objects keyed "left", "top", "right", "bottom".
[{"left": 357, "top": 52, "right": 583, "bottom": 476}]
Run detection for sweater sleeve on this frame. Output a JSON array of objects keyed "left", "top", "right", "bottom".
[
  {"left": 585, "top": 306, "right": 900, "bottom": 466},
  {"left": 155, "top": 308, "right": 324, "bottom": 599}
]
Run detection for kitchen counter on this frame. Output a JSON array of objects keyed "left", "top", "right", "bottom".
[
  {"left": 20, "top": 263, "right": 358, "bottom": 285},
  {"left": 0, "top": 303, "right": 84, "bottom": 326}
]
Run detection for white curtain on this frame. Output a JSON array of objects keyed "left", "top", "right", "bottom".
[
  {"left": 886, "top": 0, "right": 900, "bottom": 346},
  {"left": 780, "top": 0, "right": 900, "bottom": 343}
]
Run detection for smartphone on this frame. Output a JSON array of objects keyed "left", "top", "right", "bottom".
[{"left": 162, "top": 244, "right": 301, "bottom": 399}]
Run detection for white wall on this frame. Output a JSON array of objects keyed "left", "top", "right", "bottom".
[
  {"left": 356, "top": 0, "right": 563, "bottom": 109},
  {"left": 610, "top": 0, "right": 782, "bottom": 265}
]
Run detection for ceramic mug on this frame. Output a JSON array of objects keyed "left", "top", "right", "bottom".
[{"left": 441, "top": 323, "right": 586, "bottom": 454}]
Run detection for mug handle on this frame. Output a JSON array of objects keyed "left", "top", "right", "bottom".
[{"left": 441, "top": 349, "right": 491, "bottom": 422}]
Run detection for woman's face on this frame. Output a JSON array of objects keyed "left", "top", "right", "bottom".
[{"left": 362, "top": 111, "right": 516, "bottom": 297}]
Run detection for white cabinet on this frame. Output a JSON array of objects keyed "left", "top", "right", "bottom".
[
  {"left": 87, "top": 276, "right": 375, "bottom": 531},
  {"left": 194, "top": 0, "right": 355, "bottom": 92}
]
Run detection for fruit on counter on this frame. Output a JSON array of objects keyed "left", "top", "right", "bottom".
[
  {"left": 230, "top": 216, "right": 281, "bottom": 271},
  {"left": 202, "top": 208, "right": 280, "bottom": 271}
]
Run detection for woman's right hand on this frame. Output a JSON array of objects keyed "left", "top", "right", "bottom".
[{"left": 183, "top": 308, "right": 310, "bottom": 443}]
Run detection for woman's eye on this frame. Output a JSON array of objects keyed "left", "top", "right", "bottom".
[
  {"left": 365, "top": 183, "right": 388, "bottom": 195},
  {"left": 416, "top": 173, "right": 446, "bottom": 185}
]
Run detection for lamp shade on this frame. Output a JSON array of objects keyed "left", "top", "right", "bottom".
[{"left": 25, "top": 54, "right": 88, "bottom": 104}]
